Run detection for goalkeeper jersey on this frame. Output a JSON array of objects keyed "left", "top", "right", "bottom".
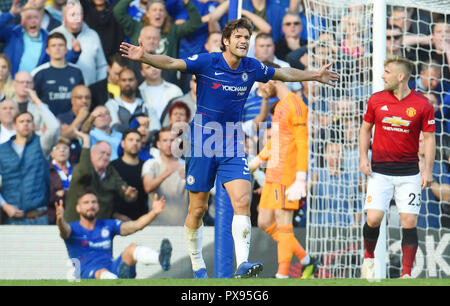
[{"left": 258, "top": 92, "right": 308, "bottom": 186}]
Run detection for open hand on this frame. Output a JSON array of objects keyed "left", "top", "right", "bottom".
[
  {"left": 9, "top": 0, "right": 22, "bottom": 15},
  {"left": 120, "top": 41, "right": 144, "bottom": 62},
  {"left": 151, "top": 194, "right": 165, "bottom": 215},
  {"left": 315, "top": 63, "right": 339, "bottom": 86}
]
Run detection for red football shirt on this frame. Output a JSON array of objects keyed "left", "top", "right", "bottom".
[{"left": 363, "top": 89, "right": 435, "bottom": 164}]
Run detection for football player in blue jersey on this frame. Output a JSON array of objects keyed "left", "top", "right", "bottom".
[
  {"left": 120, "top": 18, "right": 338, "bottom": 278},
  {"left": 56, "top": 190, "right": 172, "bottom": 279}
]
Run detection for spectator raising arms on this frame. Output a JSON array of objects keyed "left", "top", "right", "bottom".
[
  {"left": 113, "top": 0, "right": 201, "bottom": 58},
  {"left": 0, "top": 0, "right": 80, "bottom": 77},
  {"left": 51, "top": 0, "right": 108, "bottom": 86}
]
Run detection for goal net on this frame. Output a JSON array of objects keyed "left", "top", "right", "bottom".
[{"left": 304, "top": 0, "right": 450, "bottom": 278}]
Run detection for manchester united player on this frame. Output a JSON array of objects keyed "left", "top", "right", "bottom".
[{"left": 359, "top": 56, "right": 436, "bottom": 279}]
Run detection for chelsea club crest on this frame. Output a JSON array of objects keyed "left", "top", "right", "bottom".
[{"left": 241, "top": 72, "right": 248, "bottom": 82}]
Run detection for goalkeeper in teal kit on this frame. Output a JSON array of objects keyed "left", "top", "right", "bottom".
[{"left": 121, "top": 18, "right": 339, "bottom": 278}]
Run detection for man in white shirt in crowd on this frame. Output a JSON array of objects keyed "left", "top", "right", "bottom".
[
  {"left": 141, "top": 126, "right": 187, "bottom": 225},
  {"left": 139, "top": 63, "right": 183, "bottom": 129}
]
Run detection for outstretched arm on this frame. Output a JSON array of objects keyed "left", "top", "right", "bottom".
[
  {"left": 120, "top": 194, "right": 165, "bottom": 236},
  {"left": 120, "top": 41, "right": 187, "bottom": 71},
  {"left": 272, "top": 63, "right": 339, "bottom": 86}
]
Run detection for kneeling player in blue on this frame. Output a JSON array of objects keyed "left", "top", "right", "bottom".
[
  {"left": 55, "top": 191, "right": 171, "bottom": 279},
  {"left": 120, "top": 18, "right": 339, "bottom": 278}
]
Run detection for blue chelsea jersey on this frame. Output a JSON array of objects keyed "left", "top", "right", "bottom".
[
  {"left": 183, "top": 52, "right": 275, "bottom": 154},
  {"left": 64, "top": 219, "right": 123, "bottom": 278}
]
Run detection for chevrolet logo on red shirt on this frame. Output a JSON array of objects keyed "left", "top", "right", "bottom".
[{"left": 382, "top": 116, "right": 411, "bottom": 127}]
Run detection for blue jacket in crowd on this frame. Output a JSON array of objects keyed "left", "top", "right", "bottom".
[
  {"left": 0, "top": 12, "right": 80, "bottom": 78},
  {"left": 0, "top": 135, "right": 50, "bottom": 212}
]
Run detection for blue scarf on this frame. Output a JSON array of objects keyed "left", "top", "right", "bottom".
[{"left": 52, "top": 160, "right": 72, "bottom": 190}]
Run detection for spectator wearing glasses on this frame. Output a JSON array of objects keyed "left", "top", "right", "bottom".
[
  {"left": 275, "top": 12, "right": 307, "bottom": 62},
  {"left": 48, "top": 137, "right": 73, "bottom": 224}
]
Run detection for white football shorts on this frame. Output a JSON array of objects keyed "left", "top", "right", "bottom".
[{"left": 364, "top": 172, "right": 422, "bottom": 215}]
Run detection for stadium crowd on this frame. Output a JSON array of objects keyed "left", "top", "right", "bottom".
[{"left": 0, "top": 0, "right": 448, "bottom": 231}]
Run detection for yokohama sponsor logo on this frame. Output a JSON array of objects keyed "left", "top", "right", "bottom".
[
  {"left": 222, "top": 85, "right": 247, "bottom": 92},
  {"left": 212, "top": 83, "right": 247, "bottom": 92}
]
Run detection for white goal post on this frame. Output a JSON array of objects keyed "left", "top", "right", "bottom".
[{"left": 304, "top": 0, "right": 450, "bottom": 279}]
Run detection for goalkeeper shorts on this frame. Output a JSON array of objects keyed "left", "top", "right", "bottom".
[
  {"left": 364, "top": 172, "right": 422, "bottom": 215},
  {"left": 259, "top": 182, "right": 299, "bottom": 210}
]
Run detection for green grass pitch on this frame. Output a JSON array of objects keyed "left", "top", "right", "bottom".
[{"left": 0, "top": 278, "right": 449, "bottom": 286}]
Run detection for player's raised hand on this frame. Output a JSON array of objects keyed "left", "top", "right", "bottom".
[
  {"left": 120, "top": 40, "right": 144, "bottom": 62},
  {"left": 151, "top": 194, "right": 165, "bottom": 215},
  {"left": 315, "top": 63, "right": 339, "bottom": 86},
  {"left": 55, "top": 199, "right": 65, "bottom": 220}
]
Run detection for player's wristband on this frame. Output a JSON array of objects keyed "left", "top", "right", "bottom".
[{"left": 295, "top": 171, "right": 307, "bottom": 181}]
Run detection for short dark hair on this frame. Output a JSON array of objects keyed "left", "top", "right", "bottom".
[
  {"left": 47, "top": 32, "right": 67, "bottom": 46},
  {"left": 221, "top": 18, "right": 253, "bottom": 52},
  {"left": 156, "top": 125, "right": 173, "bottom": 142},
  {"left": 122, "top": 128, "right": 142, "bottom": 140},
  {"left": 108, "top": 52, "right": 129, "bottom": 67},
  {"left": 432, "top": 18, "right": 449, "bottom": 33},
  {"left": 118, "top": 67, "right": 137, "bottom": 79},
  {"left": 14, "top": 111, "right": 33, "bottom": 123},
  {"left": 76, "top": 188, "right": 98, "bottom": 204},
  {"left": 255, "top": 32, "right": 273, "bottom": 43}
]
